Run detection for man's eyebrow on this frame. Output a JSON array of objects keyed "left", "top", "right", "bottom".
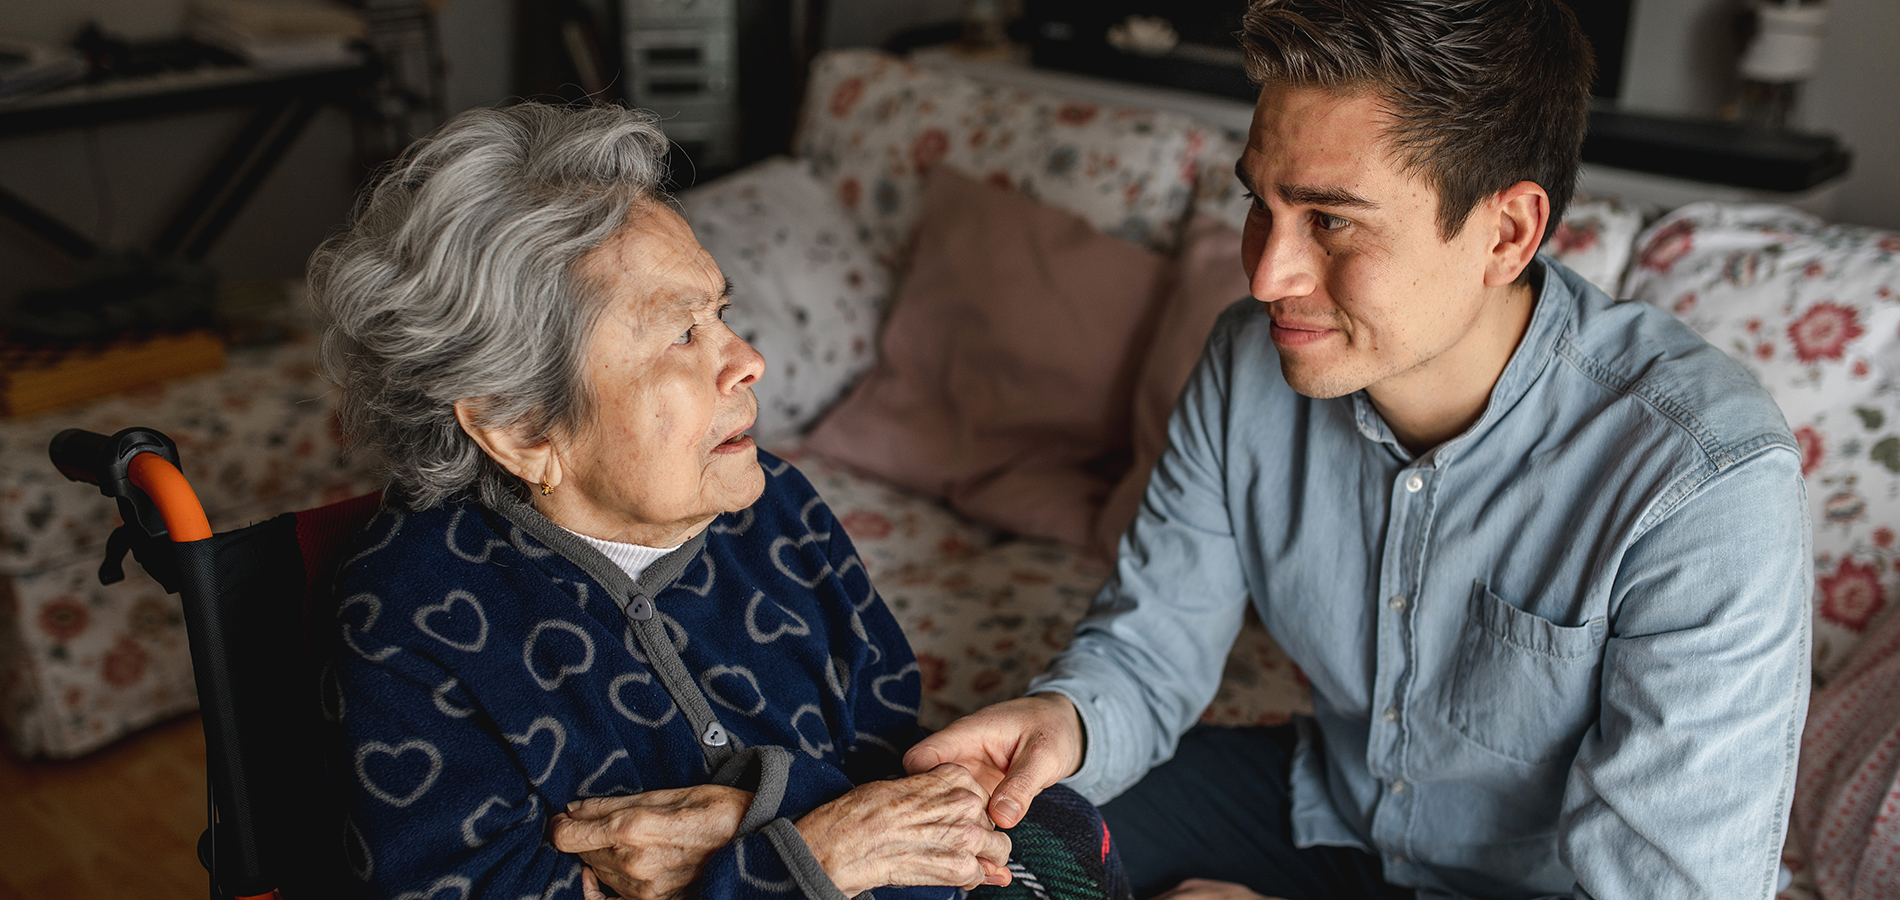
[
  {"left": 1278, "top": 184, "right": 1377, "bottom": 210},
  {"left": 1232, "top": 159, "right": 1378, "bottom": 210}
]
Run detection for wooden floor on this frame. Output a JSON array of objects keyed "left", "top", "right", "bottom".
[{"left": 0, "top": 713, "right": 210, "bottom": 899}]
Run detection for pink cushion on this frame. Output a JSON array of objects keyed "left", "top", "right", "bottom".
[
  {"left": 804, "top": 166, "right": 1168, "bottom": 547},
  {"left": 1091, "top": 214, "right": 1252, "bottom": 558}
]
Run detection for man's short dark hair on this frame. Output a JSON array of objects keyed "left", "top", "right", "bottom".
[{"left": 1239, "top": 0, "right": 1595, "bottom": 244}]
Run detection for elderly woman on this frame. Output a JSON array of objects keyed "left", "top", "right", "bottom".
[{"left": 310, "top": 103, "right": 1124, "bottom": 900}]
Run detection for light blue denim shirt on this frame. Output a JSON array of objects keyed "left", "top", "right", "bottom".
[{"left": 1032, "top": 259, "right": 1812, "bottom": 900}]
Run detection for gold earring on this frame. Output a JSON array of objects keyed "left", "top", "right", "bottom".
[{"left": 539, "top": 479, "right": 553, "bottom": 496}]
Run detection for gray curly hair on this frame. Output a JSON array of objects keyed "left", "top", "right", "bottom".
[{"left": 309, "top": 102, "right": 672, "bottom": 510}]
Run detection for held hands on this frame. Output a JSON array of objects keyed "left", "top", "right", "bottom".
[
  {"left": 795, "top": 763, "right": 1014, "bottom": 896},
  {"left": 550, "top": 693, "right": 1083, "bottom": 900},
  {"left": 902, "top": 693, "right": 1085, "bottom": 829},
  {"left": 551, "top": 767, "right": 1009, "bottom": 899},
  {"left": 550, "top": 784, "right": 753, "bottom": 900}
]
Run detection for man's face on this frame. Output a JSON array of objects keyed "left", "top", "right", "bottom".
[{"left": 1238, "top": 86, "right": 1512, "bottom": 402}]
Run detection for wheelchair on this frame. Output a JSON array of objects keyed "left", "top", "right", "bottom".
[{"left": 51, "top": 426, "right": 381, "bottom": 900}]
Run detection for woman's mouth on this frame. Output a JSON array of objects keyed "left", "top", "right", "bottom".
[{"left": 713, "top": 429, "right": 755, "bottom": 454}]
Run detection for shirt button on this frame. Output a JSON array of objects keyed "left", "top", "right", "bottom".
[
  {"left": 1388, "top": 854, "right": 1405, "bottom": 867},
  {"left": 702, "top": 721, "right": 728, "bottom": 747},
  {"left": 1388, "top": 595, "right": 1407, "bottom": 612},
  {"left": 1383, "top": 706, "right": 1399, "bottom": 723},
  {"left": 1389, "top": 779, "right": 1407, "bottom": 794},
  {"left": 1405, "top": 473, "right": 1425, "bottom": 493}
]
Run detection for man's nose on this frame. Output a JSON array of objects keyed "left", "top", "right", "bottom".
[{"left": 1249, "top": 224, "right": 1320, "bottom": 304}]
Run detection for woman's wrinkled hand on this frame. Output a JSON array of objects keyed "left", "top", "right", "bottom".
[
  {"left": 794, "top": 762, "right": 1014, "bottom": 897},
  {"left": 550, "top": 784, "right": 753, "bottom": 900}
]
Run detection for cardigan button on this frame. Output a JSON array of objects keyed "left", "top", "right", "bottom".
[
  {"left": 627, "top": 593, "right": 654, "bottom": 621},
  {"left": 702, "top": 722, "right": 728, "bottom": 747}
]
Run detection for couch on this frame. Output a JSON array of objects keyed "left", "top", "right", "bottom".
[{"left": 3, "top": 45, "right": 1895, "bottom": 900}]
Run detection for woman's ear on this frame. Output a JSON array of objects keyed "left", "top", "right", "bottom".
[
  {"left": 454, "top": 401, "right": 561, "bottom": 491},
  {"left": 1484, "top": 181, "right": 1549, "bottom": 287}
]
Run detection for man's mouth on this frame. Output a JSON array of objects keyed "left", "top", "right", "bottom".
[{"left": 1270, "top": 319, "right": 1334, "bottom": 347}]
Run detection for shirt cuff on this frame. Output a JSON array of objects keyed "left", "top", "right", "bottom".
[{"left": 1030, "top": 654, "right": 1155, "bottom": 805}]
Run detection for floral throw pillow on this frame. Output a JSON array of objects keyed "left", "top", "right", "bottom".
[
  {"left": 1623, "top": 202, "right": 1900, "bottom": 679},
  {"left": 795, "top": 49, "right": 1203, "bottom": 262},
  {"left": 679, "top": 157, "right": 891, "bottom": 444},
  {"left": 1190, "top": 126, "right": 1254, "bottom": 233},
  {"left": 1545, "top": 194, "right": 1650, "bottom": 297}
]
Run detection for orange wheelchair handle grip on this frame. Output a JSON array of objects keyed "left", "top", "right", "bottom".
[
  {"left": 50, "top": 427, "right": 204, "bottom": 543},
  {"left": 126, "top": 453, "right": 211, "bottom": 542}
]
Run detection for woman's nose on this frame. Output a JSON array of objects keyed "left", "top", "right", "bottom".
[{"left": 721, "top": 330, "right": 765, "bottom": 392}]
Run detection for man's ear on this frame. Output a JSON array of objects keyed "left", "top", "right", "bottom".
[
  {"left": 1483, "top": 180, "right": 1549, "bottom": 287},
  {"left": 454, "top": 401, "right": 561, "bottom": 490}
]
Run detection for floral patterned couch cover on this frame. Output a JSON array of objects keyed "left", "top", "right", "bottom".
[{"left": 0, "top": 331, "right": 383, "bottom": 759}]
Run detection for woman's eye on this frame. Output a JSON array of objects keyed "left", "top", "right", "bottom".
[
  {"left": 1316, "top": 212, "right": 1349, "bottom": 231},
  {"left": 673, "top": 327, "right": 694, "bottom": 345}
]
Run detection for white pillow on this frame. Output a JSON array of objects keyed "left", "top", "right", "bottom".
[
  {"left": 1546, "top": 194, "right": 1649, "bottom": 296},
  {"left": 678, "top": 157, "right": 891, "bottom": 444},
  {"left": 1191, "top": 127, "right": 1254, "bottom": 233}
]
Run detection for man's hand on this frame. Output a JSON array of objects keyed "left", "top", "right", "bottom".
[
  {"left": 795, "top": 763, "right": 1014, "bottom": 896},
  {"left": 550, "top": 784, "right": 753, "bottom": 900},
  {"left": 902, "top": 693, "right": 1084, "bottom": 829},
  {"left": 1153, "top": 879, "right": 1281, "bottom": 900}
]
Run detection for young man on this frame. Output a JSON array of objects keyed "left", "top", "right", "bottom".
[{"left": 903, "top": 2, "right": 1812, "bottom": 899}]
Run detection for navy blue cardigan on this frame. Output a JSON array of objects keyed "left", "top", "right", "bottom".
[{"left": 330, "top": 452, "right": 948, "bottom": 900}]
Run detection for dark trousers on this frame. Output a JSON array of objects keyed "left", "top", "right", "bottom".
[{"left": 1098, "top": 725, "right": 1412, "bottom": 900}]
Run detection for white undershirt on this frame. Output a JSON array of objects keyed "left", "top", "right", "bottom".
[{"left": 559, "top": 526, "right": 681, "bottom": 585}]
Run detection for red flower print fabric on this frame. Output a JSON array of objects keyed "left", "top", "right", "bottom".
[
  {"left": 1788, "top": 302, "right": 1866, "bottom": 364},
  {"left": 1640, "top": 219, "right": 1695, "bottom": 273},
  {"left": 36, "top": 596, "right": 89, "bottom": 642}
]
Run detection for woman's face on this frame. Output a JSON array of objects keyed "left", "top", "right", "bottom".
[{"left": 549, "top": 205, "right": 766, "bottom": 546}]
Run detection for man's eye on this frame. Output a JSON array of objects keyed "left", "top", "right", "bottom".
[
  {"left": 1316, "top": 212, "right": 1349, "bottom": 231},
  {"left": 1241, "top": 190, "right": 1265, "bottom": 211},
  {"left": 674, "top": 327, "right": 694, "bottom": 345}
]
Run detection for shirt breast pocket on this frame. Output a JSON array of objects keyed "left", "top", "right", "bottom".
[{"left": 1449, "top": 582, "right": 1606, "bottom": 764}]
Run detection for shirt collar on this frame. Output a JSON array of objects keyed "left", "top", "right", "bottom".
[{"left": 1348, "top": 257, "right": 1572, "bottom": 465}]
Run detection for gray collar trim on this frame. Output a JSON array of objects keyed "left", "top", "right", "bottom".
[{"left": 491, "top": 498, "right": 708, "bottom": 618}]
